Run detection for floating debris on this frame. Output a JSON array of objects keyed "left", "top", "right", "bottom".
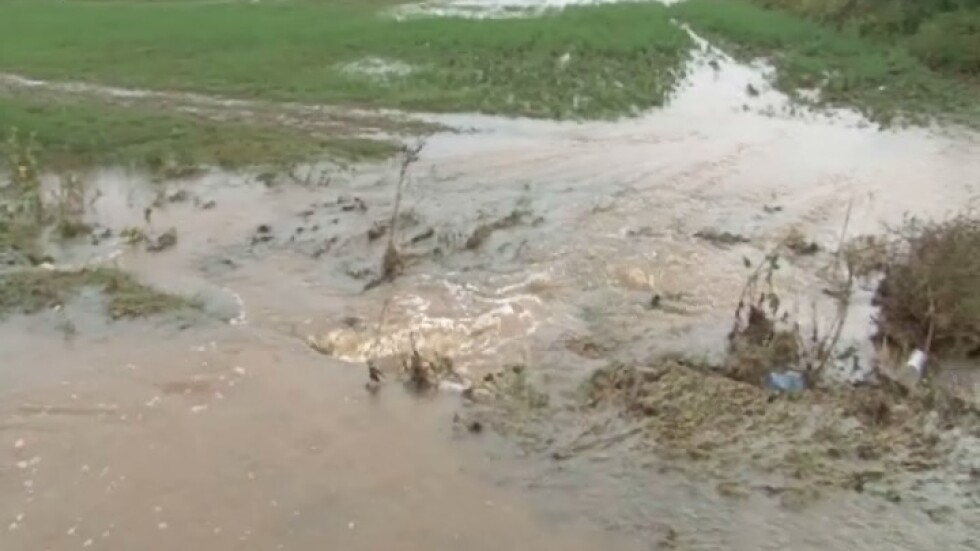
[
  {"left": 694, "top": 229, "right": 750, "bottom": 246},
  {"left": 146, "top": 228, "right": 178, "bottom": 252}
]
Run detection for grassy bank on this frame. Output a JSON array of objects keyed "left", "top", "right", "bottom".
[
  {"left": 0, "top": 93, "right": 398, "bottom": 169},
  {"left": 673, "top": 0, "right": 980, "bottom": 125},
  {"left": 0, "top": 1, "right": 691, "bottom": 119}
]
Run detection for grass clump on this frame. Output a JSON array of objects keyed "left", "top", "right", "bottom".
[
  {"left": 0, "top": 267, "right": 195, "bottom": 319},
  {"left": 0, "top": 1, "right": 692, "bottom": 119},
  {"left": 672, "top": 0, "right": 980, "bottom": 126},
  {"left": 874, "top": 214, "right": 980, "bottom": 358}
]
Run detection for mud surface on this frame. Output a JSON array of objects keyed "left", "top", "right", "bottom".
[{"left": 3, "top": 37, "right": 980, "bottom": 550}]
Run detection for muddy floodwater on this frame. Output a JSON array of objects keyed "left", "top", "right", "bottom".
[{"left": 2, "top": 46, "right": 980, "bottom": 550}]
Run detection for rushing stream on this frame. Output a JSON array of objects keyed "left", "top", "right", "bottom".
[{"left": 2, "top": 34, "right": 979, "bottom": 551}]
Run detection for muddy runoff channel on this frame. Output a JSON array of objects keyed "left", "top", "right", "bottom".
[{"left": 3, "top": 50, "right": 980, "bottom": 550}]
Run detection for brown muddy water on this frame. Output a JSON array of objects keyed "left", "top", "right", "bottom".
[{"left": 3, "top": 45, "right": 980, "bottom": 550}]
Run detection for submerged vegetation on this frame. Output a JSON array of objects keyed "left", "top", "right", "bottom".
[
  {"left": 0, "top": 131, "right": 196, "bottom": 320},
  {"left": 0, "top": 93, "right": 399, "bottom": 170},
  {"left": 0, "top": 267, "right": 195, "bottom": 319}
]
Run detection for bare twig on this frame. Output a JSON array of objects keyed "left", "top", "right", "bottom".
[
  {"left": 363, "top": 141, "right": 425, "bottom": 388},
  {"left": 364, "top": 141, "right": 424, "bottom": 291}
]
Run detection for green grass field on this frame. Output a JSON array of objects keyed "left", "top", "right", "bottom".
[
  {"left": 1, "top": 0, "right": 978, "bottom": 170},
  {"left": 0, "top": 1, "right": 691, "bottom": 118}
]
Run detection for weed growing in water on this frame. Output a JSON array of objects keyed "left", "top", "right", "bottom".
[
  {"left": 1, "top": 129, "right": 47, "bottom": 263},
  {"left": 53, "top": 174, "right": 91, "bottom": 239},
  {"left": 1, "top": 128, "right": 103, "bottom": 263}
]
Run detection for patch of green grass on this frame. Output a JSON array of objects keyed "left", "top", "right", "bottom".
[
  {"left": 0, "top": 1, "right": 692, "bottom": 119},
  {"left": 672, "top": 0, "right": 980, "bottom": 126},
  {"left": 0, "top": 267, "right": 197, "bottom": 319},
  {"left": 752, "top": 0, "right": 980, "bottom": 75},
  {"left": 0, "top": 93, "right": 398, "bottom": 169}
]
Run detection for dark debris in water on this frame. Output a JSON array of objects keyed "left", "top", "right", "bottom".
[
  {"left": 783, "top": 227, "right": 820, "bottom": 256},
  {"left": 339, "top": 196, "right": 368, "bottom": 213},
  {"left": 465, "top": 209, "right": 531, "bottom": 250},
  {"left": 367, "top": 221, "right": 388, "bottom": 241},
  {"left": 146, "top": 227, "right": 178, "bottom": 252},
  {"left": 694, "top": 228, "right": 750, "bottom": 246},
  {"left": 410, "top": 227, "right": 435, "bottom": 244}
]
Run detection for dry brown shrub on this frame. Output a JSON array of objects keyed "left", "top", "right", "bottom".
[{"left": 874, "top": 214, "right": 980, "bottom": 358}]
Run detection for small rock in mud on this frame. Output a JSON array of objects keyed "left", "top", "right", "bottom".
[
  {"left": 783, "top": 228, "right": 820, "bottom": 256},
  {"left": 339, "top": 196, "right": 367, "bottom": 213},
  {"left": 256, "top": 172, "right": 278, "bottom": 187},
  {"left": 410, "top": 227, "right": 435, "bottom": 244},
  {"left": 465, "top": 209, "right": 528, "bottom": 250},
  {"left": 251, "top": 224, "right": 274, "bottom": 246},
  {"left": 199, "top": 200, "right": 217, "bottom": 210},
  {"left": 146, "top": 228, "right": 178, "bottom": 252},
  {"left": 694, "top": 229, "right": 750, "bottom": 246},
  {"left": 367, "top": 222, "right": 388, "bottom": 241},
  {"left": 465, "top": 387, "right": 495, "bottom": 403},
  {"left": 167, "top": 190, "right": 191, "bottom": 203},
  {"left": 341, "top": 316, "right": 364, "bottom": 329},
  {"left": 763, "top": 204, "right": 784, "bottom": 214}
]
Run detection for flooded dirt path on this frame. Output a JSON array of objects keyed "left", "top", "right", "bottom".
[{"left": 3, "top": 42, "right": 980, "bottom": 550}]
